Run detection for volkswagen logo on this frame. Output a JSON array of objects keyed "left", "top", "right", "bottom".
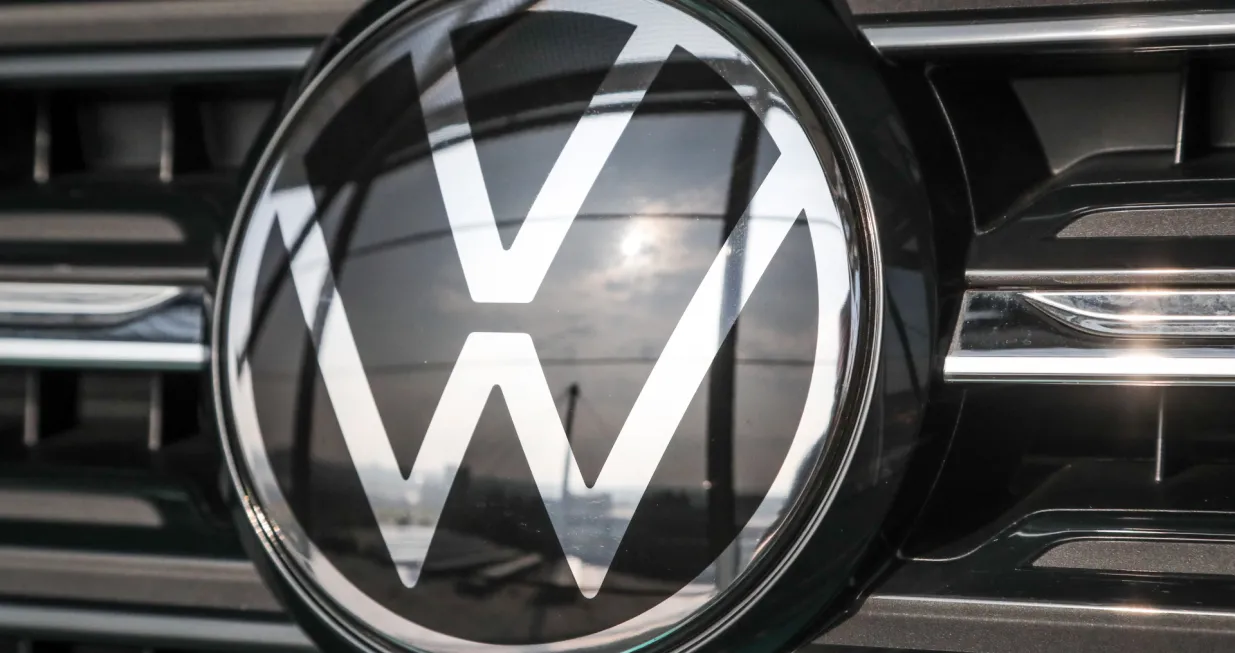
[{"left": 214, "top": 0, "right": 931, "bottom": 651}]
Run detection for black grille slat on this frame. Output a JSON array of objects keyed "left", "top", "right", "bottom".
[{"left": 833, "top": 9, "right": 1235, "bottom": 652}]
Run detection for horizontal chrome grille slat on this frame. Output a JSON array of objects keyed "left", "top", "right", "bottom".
[
  {"left": 946, "top": 289, "right": 1235, "bottom": 385},
  {"left": 1023, "top": 290, "right": 1235, "bottom": 338},
  {"left": 0, "top": 282, "right": 184, "bottom": 325},
  {"left": 967, "top": 268, "right": 1235, "bottom": 288},
  {"left": 947, "top": 353, "right": 1235, "bottom": 385},
  {"left": 0, "top": 47, "right": 314, "bottom": 81},
  {"left": 861, "top": 10, "right": 1235, "bottom": 55},
  {"left": 0, "top": 0, "right": 358, "bottom": 48},
  {"left": 0, "top": 339, "right": 208, "bottom": 370},
  {"left": 0, "top": 283, "right": 208, "bottom": 370}
]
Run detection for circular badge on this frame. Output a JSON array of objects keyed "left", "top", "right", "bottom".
[{"left": 214, "top": 0, "right": 909, "bottom": 651}]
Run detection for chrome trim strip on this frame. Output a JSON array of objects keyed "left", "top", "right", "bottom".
[
  {"left": 0, "top": 338, "right": 208, "bottom": 370},
  {"left": 0, "top": 47, "right": 313, "bottom": 80},
  {"left": 0, "top": 265, "right": 211, "bottom": 285},
  {"left": 0, "top": 283, "right": 182, "bottom": 321},
  {"left": 0, "top": 283, "right": 206, "bottom": 369},
  {"left": 946, "top": 353, "right": 1235, "bottom": 385},
  {"left": 862, "top": 11, "right": 1235, "bottom": 55},
  {"left": 1024, "top": 290, "right": 1235, "bottom": 338},
  {"left": 967, "top": 268, "right": 1235, "bottom": 287},
  {"left": 0, "top": 0, "right": 358, "bottom": 48},
  {"left": 946, "top": 289, "right": 1235, "bottom": 384}
]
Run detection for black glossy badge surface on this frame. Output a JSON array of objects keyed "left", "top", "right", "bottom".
[{"left": 214, "top": 1, "right": 936, "bottom": 652}]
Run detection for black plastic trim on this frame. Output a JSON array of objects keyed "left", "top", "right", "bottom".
[
  {"left": 849, "top": 0, "right": 1206, "bottom": 19},
  {"left": 817, "top": 594, "right": 1235, "bottom": 653},
  {"left": 0, "top": 603, "right": 309, "bottom": 651},
  {"left": 0, "top": 547, "right": 281, "bottom": 613},
  {"left": 0, "top": 0, "right": 358, "bottom": 49}
]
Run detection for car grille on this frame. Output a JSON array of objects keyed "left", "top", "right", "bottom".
[
  {"left": 0, "top": 1, "right": 362, "bottom": 650},
  {"left": 817, "top": 2, "right": 1235, "bottom": 653},
  {"left": 7, "top": 1, "right": 1235, "bottom": 653}
]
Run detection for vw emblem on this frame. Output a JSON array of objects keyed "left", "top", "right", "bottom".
[{"left": 214, "top": 0, "right": 928, "bottom": 651}]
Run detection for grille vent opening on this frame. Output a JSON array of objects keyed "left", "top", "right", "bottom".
[
  {"left": 877, "top": 48, "right": 1235, "bottom": 621},
  {"left": 0, "top": 47, "right": 300, "bottom": 637},
  {"left": 928, "top": 58, "right": 1235, "bottom": 232},
  {"left": 0, "top": 84, "right": 277, "bottom": 185},
  {"left": 1013, "top": 72, "right": 1181, "bottom": 174},
  {"left": 905, "top": 386, "right": 1170, "bottom": 559},
  {"left": 0, "top": 75, "right": 288, "bottom": 520},
  {"left": 0, "top": 369, "right": 220, "bottom": 519}
]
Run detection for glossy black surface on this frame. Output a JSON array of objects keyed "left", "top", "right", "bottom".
[
  {"left": 908, "top": 388, "right": 1206, "bottom": 554},
  {"left": 885, "top": 510, "right": 1235, "bottom": 609},
  {"left": 218, "top": 0, "right": 936, "bottom": 651},
  {"left": 969, "top": 152, "right": 1235, "bottom": 275},
  {"left": 872, "top": 382, "right": 1235, "bottom": 625},
  {"left": 928, "top": 70, "right": 1050, "bottom": 232},
  {"left": 0, "top": 182, "right": 225, "bottom": 285},
  {"left": 258, "top": 17, "right": 802, "bottom": 641},
  {"left": 826, "top": 3, "right": 1235, "bottom": 651}
]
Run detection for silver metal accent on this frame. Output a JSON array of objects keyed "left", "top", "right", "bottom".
[
  {"left": 0, "top": 283, "right": 204, "bottom": 369},
  {"left": 0, "top": 339, "right": 207, "bottom": 370},
  {"left": 1155, "top": 391, "right": 1166, "bottom": 483},
  {"left": 159, "top": 104, "right": 174, "bottom": 183},
  {"left": 946, "top": 290, "right": 1235, "bottom": 384},
  {"left": 218, "top": 0, "right": 877, "bottom": 650},
  {"left": 0, "top": 265, "right": 210, "bottom": 285},
  {"left": 1034, "top": 539, "right": 1235, "bottom": 577},
  {"left": 0, "top": 283, "right": 183, "bottom": 324},
  {"left": 0, "top": 47, "right": 314, "bottom": 81},
  {"left": 1175, "top": 66, "right": 1189, "bottom": 165},
  {"left": 22, "top": 370, "right": 37, "bottom": 447},
  {"left": 947, "top": 354, "right": 1235, "bottom": 384},
  {"left": 0, "top": 212, "right": 186, "bottom": 244},
  {"left": 0, "top": 487, "right": 162, "bottom": 527},
  {"left": 33, "top": 96, "right": 49, "bottom": 184},
  {"left": 968, "top": 268, "right": 1235, "bottom": 288},
  {"left": 1057, "top": 207, "right": 1235, "bottom": 239},
  {"left": 1024, "top": 290, "right": 1235, "bottom": 338},
  {"left": 147, "top": 373, "right": 162, "bottom": 452},
  {"left": 861, "top": 11, "right": 1235, "bottom": 55}
]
